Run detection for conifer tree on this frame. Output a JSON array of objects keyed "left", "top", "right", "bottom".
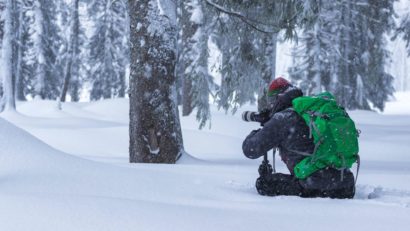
[
  {"left": 397, "top": 13, "right": 410, "bottom": 55},
  {"left": 88, "top": 0, "right": 129, "bottom": 100},
  {"left": 205, "top": 1, "right": 319, "bottom": 115},
  {"left": 290, "top": 0, "right": 394, "bottom": 111},
  {"left": 179, "top": 0, "right": 214, "bottom": 128},
  {"left": 31, "top": 0, "right": 63, "bottom": 100},
  {"left": 60, "top": 0, "right": 81, "bottom": 103}
]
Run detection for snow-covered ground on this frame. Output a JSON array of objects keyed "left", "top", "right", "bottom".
[{"left": 1, "top": 92, "right": 410, "bottom": 231}]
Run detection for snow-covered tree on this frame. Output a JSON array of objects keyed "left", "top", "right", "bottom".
[
  {"left": 289, "top": 1, "right": 342, "bottom": 96},
  {"left": 393, "top": 12, "right": 410, "bottom": 91},
  {"left": 290, "top": 0, "right": 394, "bottom": 111},
  {"left": 213, "top": 21, "right": 266, "bottom": 113},
  {"left": 1, "top": 0, "right": 15, "bottom": 111},
  {"left": 60, "top": 0, "right": 81, "bottom": 103},
  {"left": 358, "top": 0, "right": 395, "bottom": 111},
  {"left": 30, "top": 0, "right": 63, "bottom": 100},
  {"left": 32, "top": 0, "right": 46, "bottom": 98},
  {"left": 14, "top": 0, "right": 35, "bottom": 100},
  {"left": 129, "top": 0, "right": 184, "bottom": 163},
  {"left": 206, "top": 1, "right": 319, "bottom": 114},
  {"left": 336, "top": 0, "right": 394, "bottom": 111},
  {"left": 0, "top": 0, "right": 30, "bottom": 110},
  {"left": 397, "top": 13, "right": 410, "bottom": 55},
  {"left": 257, "top": 32, "right": 278, "bottom": 111},
  {"left": 178, "top": 0, "right": 214, "bottom": 128},
  {"left": 12, "top": 0, "right": 25, "bottom": 102},
  {"left": 88, "top": 0, "right": 129, "bottom": 100}
]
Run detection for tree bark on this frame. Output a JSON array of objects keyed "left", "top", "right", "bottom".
[
  {"left": 179, "top": 0, "right": 197, "bottom": 116},
  {"left": 34, "top": 0, "right": 46, "bottom": 99},
  {"left": 312, "top": 22, "right": 322, "bottom": 95},
  {"left": 182, "top": 75, "right": 193, "bottom": 116},
  {"left": 1, "top": 0, "right": 16, "bottom": 111},
  {"left": 14, "top": 1, "right": 25, "bottom": 101},
  {"left": 129, "top": 0, "right": 184, "bottom": 163},
  {"left": 60, "top": 0, "right": 80, "bottom": 103},
  {"left": 258, "top": 33, "right": 277, "bottom": 111}
]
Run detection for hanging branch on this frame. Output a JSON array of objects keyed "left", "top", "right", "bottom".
[{"left": 205, "top": 0, "right": 281, "bottom": 34}]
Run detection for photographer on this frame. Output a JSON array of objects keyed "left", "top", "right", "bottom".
[{"left": 242, "top": 77, "right": 355, "bottom": 199}]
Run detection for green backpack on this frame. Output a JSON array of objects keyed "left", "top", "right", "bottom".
[{"left": 291, "top": 92, "right": 359, "bottom": 179}]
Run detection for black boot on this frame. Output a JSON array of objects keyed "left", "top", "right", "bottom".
[
  {"left": 256, "top": 173, "right": 304, "bottom": 196},
  {"left": 299, "top": 168, "right": 356, "bottom": 199}
]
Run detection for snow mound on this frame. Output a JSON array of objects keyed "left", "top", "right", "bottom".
[
  {"left": 0, "top": 90, "right": 410, "bottom": 230},
  {"left": 81, "top": 98, "right": 129, "bottom": 122},
  {"left": 0, "top": 118, "right": 85, "bottom": 171},
  {"left": 384, "top": 91, "right": 410, "bottom": 115}
]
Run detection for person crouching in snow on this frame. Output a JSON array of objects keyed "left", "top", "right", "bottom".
[{"left": 242, "top": 77, "right": 356, "bottom": 199}]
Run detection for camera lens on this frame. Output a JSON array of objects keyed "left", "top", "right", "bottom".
[{"left": 242, "top": 111, "right": 256, "bottom": 122}]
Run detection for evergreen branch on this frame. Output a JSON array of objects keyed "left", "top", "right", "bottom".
[{"left": 205, "top": 0, "right": 280, "bottom": 34}]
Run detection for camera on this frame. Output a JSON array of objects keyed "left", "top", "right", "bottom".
[{"left": 241, "top": 109, "right": 271, "bottom": 125}]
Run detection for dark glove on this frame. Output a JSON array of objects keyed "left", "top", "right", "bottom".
[
  {"left": 258, "top": 160, "right": 273, "bottom": 177},
  {"left": 258, "top": 109, "right": 272, "bottom": 125}
]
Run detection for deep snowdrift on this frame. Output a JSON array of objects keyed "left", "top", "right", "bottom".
[{"left": 0, "top": 93, "right": 409, "bottom": 231}]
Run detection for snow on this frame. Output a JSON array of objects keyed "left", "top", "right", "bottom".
[
  {"left": 1, "top": 92, "right": 410, "bottom": 231},
  {"left": 136, "top": 22, "right": 142, "bottom": 31},
  {"left": 383, "top": 91, "right": 410, "bottom": 115},
  {"left": 189, "top": 0, "right": 204, "bottom": 24},
  {"left": 148, "top": 0, "right": 176, "bottom": 37},
  {"left": 157, "top": 0, "right": 176, "bottom": 24}
]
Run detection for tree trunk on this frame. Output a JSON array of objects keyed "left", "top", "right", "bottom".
[
  {"left": 182, "top": 76, "right": 193, "bottom": 116},
  {"left": 14, "top": 1, "right": 25, "bottom": 101},
  {"left": 329, "top": 3, "right": 340, "bottom": 95},
  {"left": 1, "top": 0, "right": 16, "bottom": 111},
  {"left": 179, "top": 0, "right": 197, "bottom": 116},
  {"left": 61, "top": 0, "right": 80, "bottom": 103},
  {"left": 34, "top": 0, "right": 45, "bottom": 99},
  {"left": 258, "top": 33, "right": 277, "bottom": 111},
  {"left": 312, "top": 22, "right": 322, "bottom": 94},
  {"left": 340, "top": 0, "right": 351, "bottom": 108},
  {"left": 129, "top": 0, "right": 184, "bottom": 163},
  {"left": 119, "top": 69, "right": 126, "bottom": 98}
]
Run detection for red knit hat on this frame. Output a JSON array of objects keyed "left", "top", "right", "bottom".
[{"left": 268, "top": 77, "right": 291, "bottom": 97}]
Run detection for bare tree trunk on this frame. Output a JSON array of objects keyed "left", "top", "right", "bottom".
[
  {"left": 258, "top": 33, "right": 277, "bottom": 111},
  {"left": 312, "top": 22, "right": 322, "bottom": 94},
  {"left": 14, "top": 1, "right": 25, "bottom": 101},
  {"left": 60, "top": 0, "right": 80, "bottom": 103},
  {"left": 33, "top": 0, "right": 45, "bottom": 99},
  {"left": 129, "top": 0, "right": 184, "bottom": 163},
  {"left": 182, "top": 76, "right": 193, "bottom": 116},
  {"left": 1, "top": 0, "right": 16, "bottom": 111},
  {"left": 179, "top": 0, "right": 197, "bottom": 116}
]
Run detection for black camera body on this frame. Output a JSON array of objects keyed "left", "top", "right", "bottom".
[
  {"left": 242, "top": 108, "right": 277, "bottom": 179},
  {"left": 242, "top": 108, "right": 276, "bottom": 179},
  {"left": 241, "top": 109, "right": 272, "bottom": 125}
]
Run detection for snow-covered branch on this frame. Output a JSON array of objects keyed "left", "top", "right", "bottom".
[{"left": 205, "top": 0, "right": 280, "bottom": 34}]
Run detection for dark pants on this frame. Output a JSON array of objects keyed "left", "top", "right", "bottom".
[{"left": 256, "top": 169, "right": 355, "bottom": 199}]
